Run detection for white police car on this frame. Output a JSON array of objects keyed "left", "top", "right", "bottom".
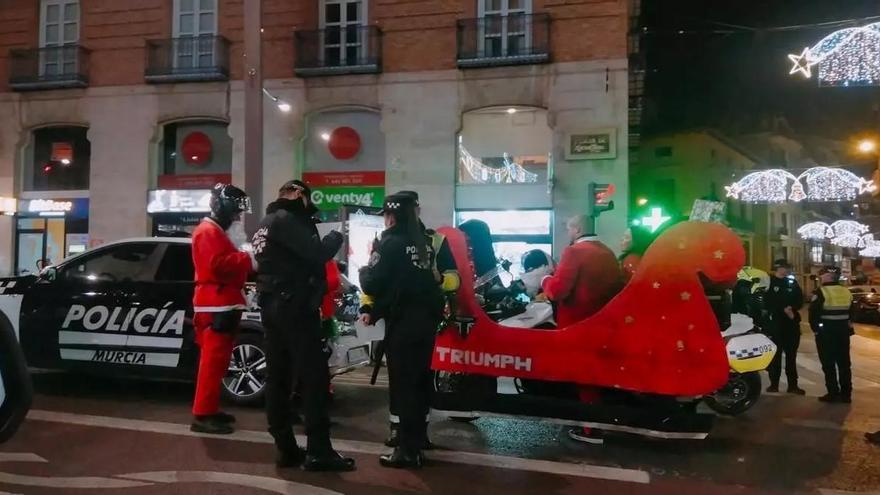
[{"left": 0, "top": 237, "right": 376, "bottom": 406}]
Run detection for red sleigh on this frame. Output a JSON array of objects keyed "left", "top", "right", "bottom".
[{"left": 429, "top": 222, "right": 746, "bottom": 437}]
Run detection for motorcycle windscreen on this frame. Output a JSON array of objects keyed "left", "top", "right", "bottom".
[{"left": 0, "top": 314, "right": 32, "bottom": 444}]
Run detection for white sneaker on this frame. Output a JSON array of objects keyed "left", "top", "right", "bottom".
[{"left": 568, "top": 427, "right": 604, "bottom": 445}]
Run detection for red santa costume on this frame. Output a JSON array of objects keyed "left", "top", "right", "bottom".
[
  {"left": 191, "top": 217, "right": 254, "bottom": 417},
  {"left": 541, "top": 235, "right": 622, "bottom": 328}
]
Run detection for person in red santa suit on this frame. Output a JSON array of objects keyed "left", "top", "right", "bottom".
[
  {"left": 190, "top": 183, "right": 256, "bottom": 435},
  {"left": 540, "top": 214, "right": 622, "bottom": 445}
]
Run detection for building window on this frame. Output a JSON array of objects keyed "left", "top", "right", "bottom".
[
  {"left": 654, "top": 146, "right": 672, "bottom": 158},
  {"left": 479, "top": 0, "right": 532, "bottom": 58},
  {"left": 811, "top": 245, "right": 823, "bottom": 264},
  {"left": 320, "top": 0, "right": 366, "bottom": 66},
  {"left": 173, "top": 0, "right": 217, "bottom": 69},
  {"left": 39, "top": 0, "right": 79, "bottom": 76},
  {"left": 25, "top": 126, "right": 90, "bottom": 192},
  {"left": 781, "top": 212, "right": 788, "bottom": 233}
]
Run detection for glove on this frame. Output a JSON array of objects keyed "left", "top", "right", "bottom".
[{"left": 323, "top": 230, "right": 344, "bottom": 255}]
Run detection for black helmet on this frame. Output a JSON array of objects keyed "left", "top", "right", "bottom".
[{"left": 210, "top": 183, "right": 251, "bottom": 229}]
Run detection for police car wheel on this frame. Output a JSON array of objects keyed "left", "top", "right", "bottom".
[{"left": 221, "top": 333, "right": 267, "bottom": 407}]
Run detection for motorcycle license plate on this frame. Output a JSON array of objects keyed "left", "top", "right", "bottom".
[{"left": 347, "top": 345, "right": 370, "bottom": 365}]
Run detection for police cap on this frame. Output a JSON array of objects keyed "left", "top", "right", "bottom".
[{"left": 380, "top": 193, "right": 417, "bottom": 214}]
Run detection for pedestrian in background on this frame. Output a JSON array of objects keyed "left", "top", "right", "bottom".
[
  {"left": 190, "top": 183, "right": 255, "bottom": 435},
  {"left": 251, "top": 180, "right": 354, "bottom": 471},
  {"left": 360, "top": 193, "right": 445, "bottom": 469},
  {"left": 809, "top": 266, "right": 854, "bottom": 404},
  {"left": 764, "top": 259, "right": 805, "bottom": 395}
]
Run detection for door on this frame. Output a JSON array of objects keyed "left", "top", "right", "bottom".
[
  {"left": 479, "top": 0, "right": 531, "bottom": 57},
  {"left": 173, "top": 0, "right": 217, "bottom": 70},
  {"left": 15, "top": 231, "right": 46, "bottom": 277},
  {"left": 39, "top": 0, "right": 79, "bottom": 77},
  {"left": 320, "top": 0, "right": 366, "bottom": 66}
]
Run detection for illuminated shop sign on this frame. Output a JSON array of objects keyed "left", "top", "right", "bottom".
[
  {"left": 147, "top": 189, "right": 212, "bottom": 213},
  {"left": 0, "top": 197, "right": 17, "bottom": 215},
  {"left": 26, "top": 199, "right": 73, "bottom": 217}
]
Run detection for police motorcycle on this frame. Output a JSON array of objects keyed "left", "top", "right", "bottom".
[{"left": 430, "top": 221, "right": 766, "bottom": 440}]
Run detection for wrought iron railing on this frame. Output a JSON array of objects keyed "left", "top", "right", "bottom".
[
  {"left": 145, "top": 35, "right": 230, "bottom": 83},
  {"left": 457, "top": 13, "right": 550, "bottom": 68},
  {"left": 294, "top": 25, "right": 382, "bottom": 77},
  {"left": 9, "top": 45, "right": 89, "bottom": 90}
]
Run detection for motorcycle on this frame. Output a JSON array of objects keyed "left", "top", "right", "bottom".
[{"left": 429, "top": 221, "right": 769, "bottom": 440}]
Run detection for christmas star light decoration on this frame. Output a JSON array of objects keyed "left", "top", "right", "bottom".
[
  {"left": 799, "top": 220, "right": 873, "bottom": 248},
  {"left": 726, "top": 167, "right": 875, "bottom": 203},
  {"left": 797, "top": 221, "right": 834, "bottom": 240},
  {"left": 788, "top": 22, "right": 880, "bottom": 87}
]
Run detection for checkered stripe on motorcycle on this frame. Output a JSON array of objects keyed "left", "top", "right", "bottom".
[
  {"left": 0, "top": 281, "right": 16, "bottom": 294},
  {"left": 729, "top": 347, "right": 764, "bottom": 360}
]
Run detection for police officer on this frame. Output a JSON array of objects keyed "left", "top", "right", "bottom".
[
  {"left": 360, "top": 193, "right": 445, "bottom": 469},
  {"left": 808, "top": 266, "right": 854, "bottom": 404},
  {"left": 251, "top": 180, "right": 355, "bottom": 471},
  {"left": 378, "top": 190, "right": 458, "bottom": 449},
  {"left": 764, "top": 259, "right": 805, "bottom": 395}
]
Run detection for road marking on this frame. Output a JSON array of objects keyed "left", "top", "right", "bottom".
[
  {"left": 820, "top": 489, "right": 880, "bottom": 495},
  {"left": 0, "top": 472, "right": 151, "bottom": 489},
  {"left": 782, "top": 418, "right": 879, "bottom": 433},
  {"left": 26, "top": 409, "right": 650, "bottom": 484},
  {"left": 118, "top": 471, "right": 343, "bottom": 495},
  {"left": 0, "top": 454, "right": 46, "bottom": 464},
  {"left": 797, "top": 355, "right": 880, "bottom": 389}
]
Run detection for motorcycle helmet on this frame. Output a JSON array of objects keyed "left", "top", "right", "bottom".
[
  {"left": 737, "top": 266, "right": 770, "bottom": 293},
  {"left": 519, "top": 249, "right": 554, "bottom": 297},
  {"left": 210, "top": 183, "right": 251, "bottom": 230}
]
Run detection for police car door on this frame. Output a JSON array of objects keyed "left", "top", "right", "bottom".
[{"left": 22, "top": 242, "right": 166, "bottom": 369}]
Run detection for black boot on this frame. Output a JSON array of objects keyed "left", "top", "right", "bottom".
[
  {"left": 190, "top": 415, "right": 234, "bottom": 435},
  {"left": 818, "top": 393, "right": 839, "bottom": 403},
  {"left": 380, "top": 447, "right": 424, "bottom": 469},
  {"left": 215, "top": 412, "right": 237, "bottom": 423},
  {"left": 303, "top": 451, "right": 356, "bottom": 472},
  {"left": 276, "top": 447, "right": 307, "bottom": 468},
  {"left": 786, "top": 385, "right": 806, "bottom": 395},
  {"left": 384, "top": 423, "right": 400, "bottom": 448}
]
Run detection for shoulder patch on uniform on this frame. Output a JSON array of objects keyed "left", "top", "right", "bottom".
[
  {"left": 810, "top": 294, "right": 818, "bottom": 302},
  {"left": 369, "top": 251, "right": 381, "bottom": 267}
]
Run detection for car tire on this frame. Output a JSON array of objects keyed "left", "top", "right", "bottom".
[{"left": 221, "top": 332, "right": 268, "bottom": 407}]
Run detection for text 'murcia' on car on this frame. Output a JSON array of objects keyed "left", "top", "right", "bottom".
[{"left": 0, "top": 237, "right": 376, "bottom": 406}]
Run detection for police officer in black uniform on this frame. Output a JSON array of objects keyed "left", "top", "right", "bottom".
[
  {"left": 360, "top": 193, "right": 445, "bottom": 469},
  {"left": 764, "top": 259, "right": 805, "bottom": 395},
  {"left": 378, "top": 190, "right": 458, "bottom": 449},
  {"left": 251, "top": 180, "right": 355, "bottom": 471},
  {"left": 808, "top": 265, "right": 854, "bottom": 404}
]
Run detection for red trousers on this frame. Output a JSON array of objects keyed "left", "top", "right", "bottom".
[{"left": 192, "top": 313, "right": 236, "bottom": 416}]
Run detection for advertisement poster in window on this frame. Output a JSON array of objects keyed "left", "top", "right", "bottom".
[{"left": 565, "top": 128, "right": 617, "bottom": 160}]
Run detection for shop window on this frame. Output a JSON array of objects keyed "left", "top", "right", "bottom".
[
  {"left": 25, "top": 126, "right": 90, "bottom": 191},
  {"left": 155, "top": 243, "right": 195, "bottom": 282},
  {"left": 456, "top": 209, "right": 552, "bottom": 279},
  {"left": 64, "top": 243, "right": 160, "bottom": 284},
  {"left": 160, "top": 120, "right": 231, "bottom": 187}
]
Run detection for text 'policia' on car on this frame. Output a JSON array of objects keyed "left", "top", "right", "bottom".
[{"left": 0, "top": 237, "right": 377, "bottom": 406}]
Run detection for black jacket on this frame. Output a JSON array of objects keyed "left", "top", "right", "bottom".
[
  {"left": 252, "top": 198, "right": 342, "bottom": 311},
  {"left": 765, "top": 276, "right": 804, "bottom": 322},
  {"left": 359, "top": 224, "right": 442, "bottom": 321}
]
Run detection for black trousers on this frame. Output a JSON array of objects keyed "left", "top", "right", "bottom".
[
  {"left": 815, "top": 325, "right": 852, "bottom": 397},
  {"left": 261, "top": 293, "right": 332, "bottom": 454},
  {"left": 386, "top": 309, "right": 437, "bottom": 452},
  {"left": 767, "top": 316, "right": 801, "bottom": 387}
]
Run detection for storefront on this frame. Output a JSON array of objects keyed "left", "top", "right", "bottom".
[
  {"left": 146, "top": 189, "right": 211, "bottom": 236},
  {"left": 14, "top": 198, "right": 89, "bottom": 275}
]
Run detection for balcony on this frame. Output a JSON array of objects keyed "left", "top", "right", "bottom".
[
  {"left": 294, "top": 26, "right": 382, "bottom": 77},
  {"left": 145, "top": 36, "right": 230, "bottom": 83},
  {"left": 9, "top": 45, "right": 89, "bottom": 91},
  {"left": 457, "top": 13, "right": 550, "bottom": 68}
]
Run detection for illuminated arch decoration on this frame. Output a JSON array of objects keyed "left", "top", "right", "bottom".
[
  {"left": 788, "top": 22, "right": 880, "bottom": 87},
  {"left": 726, "top": 167, "right": 875, "bottom": 203},
  {"left": 798, "top": 220, "right": 873, "bottom": 248},
  {"left": 861, "top": 239, "right": 880, "bottom": 257},
  {"left": 797, "top": 221, "right": 834, "bottom": 240}
]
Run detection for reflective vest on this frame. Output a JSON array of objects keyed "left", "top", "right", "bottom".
[{"left": 819, "top": 285, "right": 852, "bottom": 321}]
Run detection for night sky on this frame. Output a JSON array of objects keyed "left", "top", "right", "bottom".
[{"left": 643, "top": 0, "right": 880, "bottom": 139}]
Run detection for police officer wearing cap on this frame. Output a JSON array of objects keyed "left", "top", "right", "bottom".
[
  {"left": 764, "top": 259, "right": 805, "bottom": 395},
  {"left": 376, "top": 190, "right": 458, "bottom": 449},
  {"left": 808, "top": 265, "right": 854, "bottom": 403},
  {"left": 360, "top": 193, "right": 445, "bottom": 469},
  {"left": 251, "top": 180, "right": 355, "bottom": 471}
]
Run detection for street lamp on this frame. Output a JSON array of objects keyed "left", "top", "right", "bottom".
[
  {"left": 858, "top": 139, "right": 877, "bottom": 154},
  {"left": 856, "top": 138, "right": 880, "bottom": 197}
]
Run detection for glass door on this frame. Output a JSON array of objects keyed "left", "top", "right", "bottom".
[
  {"left": 173, "top": 0, "right": 217, "bottom": 70},
  {"left": 320, "top": 0, "right": 365, "bottom": 66},
  {"left": 479, "top": 0, "right": 530, "bottom": 57},
  {"left": 39, "top": 0, "right": 79, "bottom": 77}
]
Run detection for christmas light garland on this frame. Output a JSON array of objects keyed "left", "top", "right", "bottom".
[
  {"left": 798, "top": 220, "right": 872, "bottom": 248},
  {"left": 726, "top": 167, "right": 874, "bottom": 203},
  {"left": 861, "top": 239, "right": 880, "bottom": 257},
  {"left": 788, "top": 22, "right": 880, "bottom": 86},
  {"left": 459, "top": 140, "right": 539, "bottom": 184}
]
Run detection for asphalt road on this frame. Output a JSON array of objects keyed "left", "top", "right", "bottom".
[{"left": 0, "top": 332, "right": 878, "bottom": 495}]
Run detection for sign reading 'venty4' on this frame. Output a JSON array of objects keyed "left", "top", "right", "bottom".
[{"left": 303, "top": 171, "right": 385, "bottom": 211}]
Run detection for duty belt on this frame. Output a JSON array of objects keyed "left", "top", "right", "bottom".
[{"left": 820, "top": 314, "right": 849, "bottom": 321}]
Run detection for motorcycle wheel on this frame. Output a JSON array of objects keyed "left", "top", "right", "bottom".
[
  {"left": 704, "top": 371, "right": 762, "bottom": 416},
  {"left": 433, "top": 371, "right": 479, "bottom": 422}
]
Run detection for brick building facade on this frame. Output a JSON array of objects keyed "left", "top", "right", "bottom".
[{"left": 0, "top": 0, "right": 630, "bottom": 276}]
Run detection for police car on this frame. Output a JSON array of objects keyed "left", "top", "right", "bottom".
[{"left": 0, "top": 237, "right": 377, "bottom": 406}]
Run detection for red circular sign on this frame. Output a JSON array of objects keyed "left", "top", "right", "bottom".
[
  {"left": 181, "top": 131, "right": 212, "bottom": 166},
  {"left": 328, "top": 127, "right": 361, "bottom": 160}
]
